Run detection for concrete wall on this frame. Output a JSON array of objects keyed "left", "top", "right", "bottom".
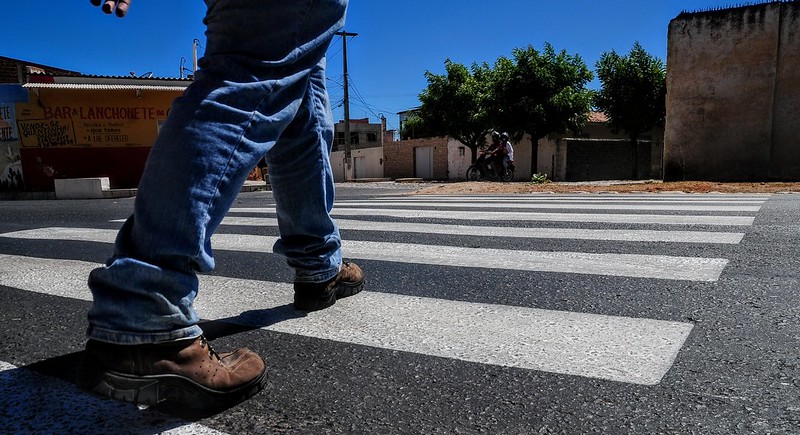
[
  {"left": 330, "top": 146, "right": 384, "bottom": 182},
  {"left": 446, "top": 139, "right": 471, "bottom": 180},
  {"left": 383, "top": 135, "right": 535, "bottom": 181},
  {"left": 664, "top": 2, "right": 800, "bottom": 181}
]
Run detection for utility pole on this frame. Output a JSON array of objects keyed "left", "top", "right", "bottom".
[{"left": 336, "top": 31, "right": 357, "bottom": 180}]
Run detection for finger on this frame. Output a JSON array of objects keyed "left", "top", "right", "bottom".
[
  {"left": 102, "top": 0, "right": 116, "bottom": 14},
  {"left": 90, "top": 0, "right": 102, "bottom": 6},
  {"left": 115, "top": 0, "right": 130, "bottom": 17}
]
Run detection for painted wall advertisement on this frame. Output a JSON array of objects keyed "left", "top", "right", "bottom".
[
  {"left": 16, "top": 93, "right": 171, "bottom": 149},
  {"left": 0, "top": 84, "right": 28, "bottom": 191},
  {"left": 7, "top": 88, "right": 180, "bottom": 191}
]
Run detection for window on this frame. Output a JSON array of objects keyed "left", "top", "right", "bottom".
[{"left": 366, "top": 132, "right": 378, "bottom": 142}]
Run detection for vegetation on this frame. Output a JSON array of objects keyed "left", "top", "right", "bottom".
[
  {"left": 594, "top": 42, "right": 667, "bottom": 178},
  {"left": 491, "top": 44, "right": 594, "bottom": 143},
  {"left": 413, "top": 60, "right": 495, "bottom": 162},
  {"left": 530, "top": 173, "right": 550, "bottom": 184},
  {"left": 409, "top": 42, "right": 665, "bottom": 176}
]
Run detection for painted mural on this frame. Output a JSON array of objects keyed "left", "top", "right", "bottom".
[
  {"left": 0, "top": 85, "right": 28, "bottom": 191},
  {"left": 11, "top": 87, "right": 180, "bottom": 190}
]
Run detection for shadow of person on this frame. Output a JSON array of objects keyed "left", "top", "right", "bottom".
[
  {"left": 198, "top": 303, "right": 307, "bottom": 340},
  {"left": 18, "top": 303, "right": 307, "bottom": 422}
]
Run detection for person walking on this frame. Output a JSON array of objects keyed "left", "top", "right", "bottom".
[{"left": 77, "top": 0, "right": 364, "bottom": 412}]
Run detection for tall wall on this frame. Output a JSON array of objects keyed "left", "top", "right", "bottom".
[{"left": 664, "top": 2, "right": 800, "bottom": 181}]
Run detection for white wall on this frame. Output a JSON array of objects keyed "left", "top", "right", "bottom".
[
  {"left": 447, "top": 138, "right": 472, "bottom": 180},
  {"left": 330, "top": 147, "right": 384, "bottom": 182}
]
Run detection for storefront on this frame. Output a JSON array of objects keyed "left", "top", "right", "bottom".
[{"left": 1, "top": 74, "right": 188, "bottom": 192}]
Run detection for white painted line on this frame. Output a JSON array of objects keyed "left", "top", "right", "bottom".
[
  {"left": 0, "top": 255, "right": 693, "bottom": 385},
  {"left": 228, "top": 207, "right": 756, "bottom": 226},
  {"left": 375, "top": 197, "right": 768, "bottom": 204},
  {"left": 0, "top": 228, "right": 729, "bottom": 281},
  {"left": 0, "top": 360, "right": 226, "bottom": 434},
  {"left": 404, "top": 193, "right": 772, "bottom": 205},
  {"left": 406, "top": 194, "right": 771, "bottom": 200},
  {"left": 334, "top": 201, "right": 763, "bottom": 212},
  {"left": 217, "top": 216, "right": 746, "bottom": 244}
]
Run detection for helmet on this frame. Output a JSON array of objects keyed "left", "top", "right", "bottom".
[
  {"left": 501, "top": 132, "right": 509, "bottom": 141},
  {"left": 491, "top": 131, "right": 500, "bottom": 139}
]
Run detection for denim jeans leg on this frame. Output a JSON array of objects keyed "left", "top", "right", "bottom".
[
  {"left": 87, "top": 0, "right": 348, "bottom": 345},
  {"left": 267, "top": 58, "right": 342, "bottom": 284}
]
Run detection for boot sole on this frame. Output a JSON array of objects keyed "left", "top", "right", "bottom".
[
  {"left": 79, "top": 366, "right": 268, "bottom": 411},
  {"left": 294, "top": 279, "right": 365, "bottom": 311}
]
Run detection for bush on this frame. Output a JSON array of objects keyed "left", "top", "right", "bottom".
[{"left": 531, "top": 173, "right": 550, "bottom": 184}]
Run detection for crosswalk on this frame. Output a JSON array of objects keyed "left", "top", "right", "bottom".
[{"left": 0, "top": 192, "right": 770, "bottom": 432}]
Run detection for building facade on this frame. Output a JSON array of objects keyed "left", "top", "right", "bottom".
[
  {"left": 1, "top": 57, "right": 189, "bottom": 192},
  {"left": 664, "top": 2, "right": 800, "bottom": 181}
]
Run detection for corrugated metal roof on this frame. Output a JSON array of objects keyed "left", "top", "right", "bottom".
[
  {"left": 22, "top": 82, "right": 188, "bottom": 91},
  {"left": 23, "top": 72, "right": 191, "bottom": 90}
]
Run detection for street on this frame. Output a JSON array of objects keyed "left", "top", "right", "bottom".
[{"left": 0, "top": 183, "right": 798, "bottom": 434}]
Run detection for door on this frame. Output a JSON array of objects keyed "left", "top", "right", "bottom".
[
  {"left": 415, "top": 146, "right": 434, "bottom": 179},
  {"left": 353, "top": 156, "right": 366, "bottom": 179}
]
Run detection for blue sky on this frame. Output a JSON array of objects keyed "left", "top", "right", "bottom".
[{"left": 2, "top": 1, "right": 741, "bottom": 130}]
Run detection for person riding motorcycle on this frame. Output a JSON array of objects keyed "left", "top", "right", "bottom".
[
  {"left": 467, "top": 130, "right": 514, "bottom": 181},
  {"left": 500, "top": 132, "right": 514, "bottom": 176},
  {"left": 487, "top": 132, "right": 508, "bottom": 178},
  {"left": 475, "top": 131, "right": 502, "bottom": 178}
]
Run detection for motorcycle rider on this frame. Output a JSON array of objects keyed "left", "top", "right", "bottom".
[
  {"left": 487, "top": 131, "right": 508, "bottom": 178},
  {"left": 477, "top": 131, "right": 502, "bottom": 178},
  {"left": 501, "top": 132, "right": 514, "bottom": 177}
]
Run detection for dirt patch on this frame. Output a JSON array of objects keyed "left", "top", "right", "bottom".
[{"left": 411, "top": 180, "right": 800, "bottom": 195}]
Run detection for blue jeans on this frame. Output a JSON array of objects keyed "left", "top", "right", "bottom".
[{"left": 86, "top": 0, "right": 347, "bottom": 345}]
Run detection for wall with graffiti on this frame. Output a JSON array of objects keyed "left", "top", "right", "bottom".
[
  {"left": 6, "top": 86, "right": 182, "bottom": 191},
  {"left": 0, "top": 85, "right": 28, "bottom": 191}
]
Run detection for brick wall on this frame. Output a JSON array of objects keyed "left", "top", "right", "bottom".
[
  {"left": 0, "top": 56, "right": 79, "bottom": 83},
  {"left": 383, "top": 137, "right": 449, "bottom": 179}
]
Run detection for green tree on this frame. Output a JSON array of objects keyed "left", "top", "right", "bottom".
[
  {"left": 492, "top": 43, "right": 594, "bottom": 170},
  {"left": 494, "top": 43, "right": 594, "bottom": 140},
  {"left": 415, "top": 60, "right": 495, "bottom": 162},
  {"left": 594, "top": 42, "right": 667, "bottom": 178},
  {"left": 413, "top": 45, "right": 593, "bottom": 168}
]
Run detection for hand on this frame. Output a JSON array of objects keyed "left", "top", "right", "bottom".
[{"left": 91, "top": 0, "right": 130, "bottom": 17}]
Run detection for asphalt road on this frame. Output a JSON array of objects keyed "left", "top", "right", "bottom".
[{"left": 0, "top": 183, "right": 798, "bottom": 434}]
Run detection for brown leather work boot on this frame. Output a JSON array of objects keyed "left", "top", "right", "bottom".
[
  {"left": 76, "top": 336, "right": 267, "bottom": 411},
  {"left": 294, "top": 260, "right": 365, "bottom": 311}
]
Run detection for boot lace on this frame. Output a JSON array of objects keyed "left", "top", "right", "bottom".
[{"left": 199, "top": 335, "right": 222, "bottom": 360}]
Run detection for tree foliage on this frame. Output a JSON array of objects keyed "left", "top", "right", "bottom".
[
  {"left": 594, "top": 42, "right": 667, "bottom": 141},
  {"left": 413, "top": 60, "right": 494, "bottom": 161},
  {"left": 493, "top": 43, "right": 594, "bottom": 142},
  {"left": 412, "top": 44, "right": 594, "bottom": 163}
]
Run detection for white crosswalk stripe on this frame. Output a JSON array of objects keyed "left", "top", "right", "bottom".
[
  {"left": 0, "top": 227, "right": 728, "bottom": 281},
  {"left": 333, "top": 200, "right": 763, "bottom": 212},
  {"left": 0, "top": 193, "right": 766, "bottom": 390},
  {"left": 229, "top": 207, "right": 756, "bottom": 225}
]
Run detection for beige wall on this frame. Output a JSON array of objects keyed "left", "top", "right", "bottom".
[{"left": 664, "top": 3, "right": 800, "bottom": 181}]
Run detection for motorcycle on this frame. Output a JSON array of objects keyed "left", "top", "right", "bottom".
[{"left": 466, "top": 149, "right": 515, "bottom": 182}]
